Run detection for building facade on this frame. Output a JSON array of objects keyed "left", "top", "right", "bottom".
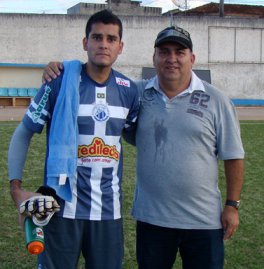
[
  {"left": 67, "top": 0, "right": 162, "bottom": 16},
  {"left": 0, "top": 10, "right": 264, "bottom": 105}
]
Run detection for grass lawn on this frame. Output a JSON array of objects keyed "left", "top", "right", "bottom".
[{"left": 0, "top": 121, "right": 263, "bottom": 269}]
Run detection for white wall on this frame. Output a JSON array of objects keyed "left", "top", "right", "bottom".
[{"left": 0, "top": 13, "right": 263, "bottom": 99}]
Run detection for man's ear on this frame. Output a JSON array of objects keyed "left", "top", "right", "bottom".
[
  {"left": 118, "top": 41, "right": 124, "bottom": 55},
  {"left": 191, "top": 52, "right": 196, "bottom": 65},
  {"left": 152, "top": 52, "right": 156, "bottom": 68},
  {"left": 83, "top": 37, "right": 88, "bottom": 51}
]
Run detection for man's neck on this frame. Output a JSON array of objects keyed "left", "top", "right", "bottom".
[
  {"left": 159, "top": 73, "right": 192, "bottom": 99},
  {"left": 86, "top": 63, "right": 112, "bottom": 84},
  {"left": 159, "top": 80, "right": 190, "bottom": 99}
]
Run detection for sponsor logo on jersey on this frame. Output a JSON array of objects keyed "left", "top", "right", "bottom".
[
  {"left": 116, "top": 77, "right": 130, "bottom": 87},
  {"left": 32, "top": 85, "right": 51, "bottom": 123},
  {"left": 92, "top": 103, "right": 109, "bottom": 122},
  {"left": 78, "top": 137, "right": 120, "bottom": 161}
]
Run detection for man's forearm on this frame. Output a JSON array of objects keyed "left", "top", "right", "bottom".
[
  {"left": 10, "top": 179, "right": 42, "bottom": 210},
  {"left": 8, "top": 122, "right": 35, "bottom": 208},
  {"left": 224, "top": 159, "right": 244, "bottom": 200},
  {"left": 10, "top": 179, "right": 26, "bottom": 208}
]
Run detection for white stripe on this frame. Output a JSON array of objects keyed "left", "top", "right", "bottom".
[
  {"left": 63, "top": 174, "right": 78, "bottom": 218},
  {"left": 90, "top": 168, "right": 102, "bottom": 219},
  {"left": 26, "top": 110, "right": 45, "bottom": 125},
  {"left": 26, "top": 100, "right": 50, "bottom": 125},
  {"left": 94, "top": 119, "right": 107, "bottom": 136},
  {"left": 112, "top": 173, "right": 121, "bottom": 219},
  {"left": 94, "top": 87, "right": 107, "bottom": 135},
  {"left": 31, "top": 100, "right": 50, "bottom": 117},
  {"left": 79, "top": 104, "right": 129, "bottom": 119},
  {"left": 95, "top": 86, "right": 107, "bottom": 104},
  {"left": 108, "top": 106, "right": 129, "bottom": 119},
  {"left": 78, "top": 104, "right": 93, "bottom": 116}
]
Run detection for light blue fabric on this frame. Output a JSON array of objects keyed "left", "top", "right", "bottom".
[{"left": 47, "top": 60, "right": 82, "bottom": 201}]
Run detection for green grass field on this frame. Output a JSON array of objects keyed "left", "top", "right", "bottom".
[{"left": 0, "top": 121, "right": 263, "bottom": 269}]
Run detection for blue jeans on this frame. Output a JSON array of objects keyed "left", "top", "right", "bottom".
[{"left": 136, "top": 221, "right": 224, "bottom": 269}]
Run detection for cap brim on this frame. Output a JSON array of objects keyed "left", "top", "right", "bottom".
[{"left": 155, "top": 36, "right": 190, "bottom": 49}]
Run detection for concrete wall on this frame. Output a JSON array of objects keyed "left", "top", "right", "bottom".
[
  {"left": 0, "top": 13, "right": 264, "bottom": 99},
  {"left": 67, "top": 3, "right": 162, "bottom": 16}
]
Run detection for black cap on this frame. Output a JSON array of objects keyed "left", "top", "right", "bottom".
[{"left": 154, "top": 26, "right": 193, "bottom": 51}]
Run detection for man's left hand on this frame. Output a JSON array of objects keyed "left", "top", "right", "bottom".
[{"left": 221, "top": 206, "right": 239, "bottom": 240}]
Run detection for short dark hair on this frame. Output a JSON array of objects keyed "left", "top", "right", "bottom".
[{"left": 85, "top": 9, "right": 123, "bottom": 40}]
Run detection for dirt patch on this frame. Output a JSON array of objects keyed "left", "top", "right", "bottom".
[
  {"left": 236, "top": 107, "right": 264, "bottom": 121},
  {"left": 0, "top": 106, "right": 263, "bottom": 122},
  {"left": 0, "top": 107, "right": 27, "bottom": 121}
]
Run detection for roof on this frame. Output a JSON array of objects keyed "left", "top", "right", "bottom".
[{"left": 166, "top": 2, "right": 264, "bottom": 18}]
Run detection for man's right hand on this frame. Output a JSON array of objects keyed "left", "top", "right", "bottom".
[
  {"left": 10, "top": 180, "right": 60, "bottom": 226},
  {"left": 10, "top": 180, "right": 40, "bottom": 210},
  {"left": 10, "top": 180, "right": 42, "bottom": 226},
  {"left": 42, "top": 61, "right": 63, "bottom": 83},
  {"left": 19, "top": 195, "right": 60, "bottom": 218},
  {"left": 20, "top": 195, "right": 60, "bottom": 226}
]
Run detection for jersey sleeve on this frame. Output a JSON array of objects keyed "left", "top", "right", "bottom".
[
  {"left": 121, "top": 81, "right": 140, "bottom": 146},
  {"left": 122, "top": 80, "right": 149, "bottom": 146},
  {"left": 22, "top": 76, "right": 62, "bottom": 133},
  {"left": 125, "top": 82, "right": 139, "bottom": 127}
]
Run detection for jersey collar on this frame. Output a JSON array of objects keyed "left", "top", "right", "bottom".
[{"left": 145, "top": 71, "right": 205, "bottom": 99}]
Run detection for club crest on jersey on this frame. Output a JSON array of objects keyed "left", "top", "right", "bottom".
[
  {"left": 116, "top": 77, "right": 130, "bottom": 87},
  {"left": 92, "top": 103, "right": 110, "bottom": 122}
]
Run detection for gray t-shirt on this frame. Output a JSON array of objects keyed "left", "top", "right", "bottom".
[{"left": 132, "top": 72, "right": 244, "bottom": 229}]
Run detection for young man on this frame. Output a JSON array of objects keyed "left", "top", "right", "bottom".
[
  {"left": 8, "top": 10, "right": 139, "bottom": 269},
  {"left": 42, "top": 26, "right": 245, "bottom": 269}
]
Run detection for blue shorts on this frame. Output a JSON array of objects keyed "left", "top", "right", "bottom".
[
  {"left": 38, "top": 216, "right": 124, "bottom": 269},
  {"left": 136, "top": 221, "right": 224, "bottom": 269}
]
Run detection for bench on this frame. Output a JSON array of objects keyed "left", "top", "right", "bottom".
[{"left": 0, "top": 87, "right": 38, "bottom": 107}]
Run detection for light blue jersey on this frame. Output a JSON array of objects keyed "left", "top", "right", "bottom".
[{"left": 23, "top": 64, "right": 139, "bottom": 220}]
